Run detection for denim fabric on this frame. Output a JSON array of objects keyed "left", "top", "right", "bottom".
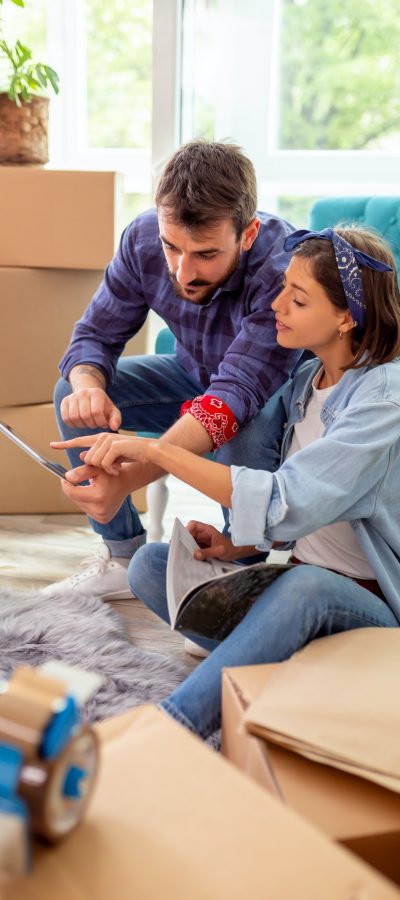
[
  {"left": 128, "top": 542, "right": 398, "bottom": 739},
  {"left": 59, "top": 209, "right": 301, "bottom": 426},
  {"left": 230, "top": 358, "right": 400, "bottom": 622},
  {"left": 54, "top": 354, "right": 204, "bottom": 541}
]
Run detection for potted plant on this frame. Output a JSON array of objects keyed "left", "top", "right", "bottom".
[{"left": 0, "top": 0, "right": 59, "bottom": 164}]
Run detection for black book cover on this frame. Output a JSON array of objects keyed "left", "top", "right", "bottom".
[{"left": 175, "top": 562, "right": 294, "bottom": 641}]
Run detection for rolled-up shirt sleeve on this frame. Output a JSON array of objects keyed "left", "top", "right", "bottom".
[
  {"left": 229, "top": 465, "right": 277, "bottom": 549},
  {"left": 229, "top": 394, "right": 399, "bottom": 550}
]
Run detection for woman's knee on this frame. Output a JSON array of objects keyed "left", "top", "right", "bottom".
[
  {"left": 128, "top": 542, "right": 170, "bottom": 619},
  {"left": 283, "top": 563, "right": 333, "bottom": 597},
  {"left": 267, "top": 564, "right": 331, "bottom": 622}
]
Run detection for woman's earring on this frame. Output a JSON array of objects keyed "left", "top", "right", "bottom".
[{"left": 338, "top": 329, "right": 343, "bottom": 339}]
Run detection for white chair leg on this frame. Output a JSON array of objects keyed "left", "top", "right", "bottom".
[{"left": 146, "top": 476, "right": 169, "bottom": 542}]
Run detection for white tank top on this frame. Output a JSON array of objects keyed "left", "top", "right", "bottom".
[{"left": 286, "top": 369, "right": 375, "bottom": 579}]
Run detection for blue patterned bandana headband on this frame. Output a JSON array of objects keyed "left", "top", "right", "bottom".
[{"left": 284, "top": 228, "right": 393, "bottom": 331}]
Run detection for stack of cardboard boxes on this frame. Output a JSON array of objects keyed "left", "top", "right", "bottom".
[{"left": 0, "top": 167, "right": 147, "bottom": 514}]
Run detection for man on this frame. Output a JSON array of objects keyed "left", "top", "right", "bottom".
[{"left": 43, "top": 140, "right": 300, "bottom": 601}]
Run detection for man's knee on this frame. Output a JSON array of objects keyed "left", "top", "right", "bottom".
[{"left": 54, "top": 376, "right": 71, "bottom": 410}]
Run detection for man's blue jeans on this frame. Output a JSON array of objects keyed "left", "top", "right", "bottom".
[
  {"left": 128, "top": 542, "right": 399, "bottom": 739},
  {"left": 54, "top": 353, "right": 284, "bottom": 544}
]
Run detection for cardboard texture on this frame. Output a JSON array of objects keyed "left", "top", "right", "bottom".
[
  {"left": 244, "top": 629, "right": 400, "bottom": 791},
  {"left": 1, "top": 266, "right": 148, "bottom": 407},
  {"left": 0, "top": 403, "right": 146, "bottom": 514},
  {"left": 4, "top": 706, "right": 400, "bottom": 900},
  {"left": 222, "top": 663, "right": 400, "bottom": 885},
  {"left": 0, "top": 168, "right": 120, "bottom": 269}
]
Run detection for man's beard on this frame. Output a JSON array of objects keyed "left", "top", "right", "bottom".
[{"left": 168, "top": 247, "right": 241, "bottom": 304}]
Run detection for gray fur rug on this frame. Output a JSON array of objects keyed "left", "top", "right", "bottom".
[{"left": 0, "top": 589, "right": 190, "bottom": 723}]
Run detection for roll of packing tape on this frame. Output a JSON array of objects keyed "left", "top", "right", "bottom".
[
  {"left": 0, "top": 666, "right": 68, "bottom": 762},
  {"left": 19, "top": 725, "right": 99, "bottom": 842}
]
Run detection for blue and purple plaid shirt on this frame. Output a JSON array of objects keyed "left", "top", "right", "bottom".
[{"left": 60, "top": 209, "right": 300, "bottom": 427}]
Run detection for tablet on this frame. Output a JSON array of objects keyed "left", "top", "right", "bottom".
[{"left": 0, "top": 420, "right": 68, "bottom": 481}]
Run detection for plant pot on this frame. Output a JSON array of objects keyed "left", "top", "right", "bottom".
[{"left": 0, "top": 93, "right": 49, "bottom": 165}]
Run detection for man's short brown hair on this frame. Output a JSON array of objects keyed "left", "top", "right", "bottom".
[{"left": 155, "top": 140, "right": 257, "bottom": 239}]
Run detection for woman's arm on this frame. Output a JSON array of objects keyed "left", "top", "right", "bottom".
[
  {"left": 53, "top": 385, "right": 400, "bottom": 548},
  {"left": 51, "top": 433, "right": 234, "bottom": 508},
  {"left": 230, "top": 397, "right": 400, "bottom": 547}
]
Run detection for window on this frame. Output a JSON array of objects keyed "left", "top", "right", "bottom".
[
  {"left": 84, "top": 0, "right": 152, "bottom": 152},
  {"left": 4, "top": 1, "right": 398, "bottom": 231},
  {"left": 279, "top": 0, "right": 400, "bottom": 153},
  {"left": 180, "top": 0, "right": 400, "bottom": 226},
  {"left": 1, "top": 0, "right": 181, "bottom": 231}
]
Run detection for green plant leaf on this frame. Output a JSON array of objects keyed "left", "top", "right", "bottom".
[
  {"left": 35, "top": 63, "right": 48, "bottom": 88},
  {"left": 27, "top": 75, "right": 42, "bottom": 90},
  {"left": 42, "top": 64, "right": 60, "bottom": 94},
  {"left": 15, "top": 40, "right": 31, "bottom": 64},
  {"left": 1, "top": 18, "right": 60, "bottom": 103}
]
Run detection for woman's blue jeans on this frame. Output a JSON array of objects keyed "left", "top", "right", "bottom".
[{"left": 128, "top": 542, "right": 399, "bottom": 739}]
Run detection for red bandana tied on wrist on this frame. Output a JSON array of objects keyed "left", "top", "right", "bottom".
[{"left": 180, "top": 395, "right": 238, "bottom": 448}]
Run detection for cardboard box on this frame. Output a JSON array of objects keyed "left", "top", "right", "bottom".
[
  {"left": 222, "top": 665, "right": 400, "bottom": 886},
  {"left": 0, "top": 403, "right": 147, "bottom": 514},
  {"left": 5, "top": 706, "right": 400, "bottom": 900},
  {"left": 0, "top": 168, "right": 120, "bottom": 269},
  {"left": 0, "top": 266, "right": 148, "bottom": 407},
  {"left": 244, "top": 630, "right": 400, "bottom": 793}
]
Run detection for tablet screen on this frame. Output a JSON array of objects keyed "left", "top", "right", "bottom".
[{"left": 0, "top": 420, "right": 68, "bottom": 481}]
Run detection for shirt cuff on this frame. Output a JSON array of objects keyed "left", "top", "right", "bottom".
[{"left": 229, "top": 465, "right": 274, "bottom": 549}]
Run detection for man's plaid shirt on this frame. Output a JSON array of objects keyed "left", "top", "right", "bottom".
[{"left": 60, "top": 209, "right": 301, "bottom": 426}]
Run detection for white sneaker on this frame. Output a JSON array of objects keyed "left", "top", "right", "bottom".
[
  {"left": 40, "top": 544, "right": 133, "bottom": 602},
  {"left": 184, "top": 638, "right": 210, "bottom": 658}
]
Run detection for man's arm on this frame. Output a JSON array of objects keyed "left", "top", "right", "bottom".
[
  {"left": 59, "top": 216, "right": 150, "bottom": 394},
  {"left": 122, "top": 412, "right": 213, "bottom": 490}
]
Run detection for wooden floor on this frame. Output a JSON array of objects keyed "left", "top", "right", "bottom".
[{"left": 0, "top": 476, "right": 224, "bottom": 671}]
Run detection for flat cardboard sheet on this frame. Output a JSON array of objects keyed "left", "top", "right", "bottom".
[
  {"left": 4, "top": 706, "right": 400, "bottom": 900},
  {"left": 244, "top": 629, "right": 400, "bottom": 790}
]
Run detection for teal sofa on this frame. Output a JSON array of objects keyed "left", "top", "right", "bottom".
[{"left": 309, "top": 196, "right": 400, "bottom": 276}]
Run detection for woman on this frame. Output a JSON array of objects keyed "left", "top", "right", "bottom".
[{"left": 53, "top": 226, "right": 400, "bottom": 740}]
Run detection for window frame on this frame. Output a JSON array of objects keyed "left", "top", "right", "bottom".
[
  {"left": 179, "top": 0, "right": 400, "bottom": 214},
  {"left": 46, "top": 0, "right": 182, "bottom": 196},
  {"left": 45, "top": 0, "right": 400, "bottom": 209}
]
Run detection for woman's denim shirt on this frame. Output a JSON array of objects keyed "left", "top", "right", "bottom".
[{"left": 230, "top": 358, "right": 400, "bottom": 623}]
